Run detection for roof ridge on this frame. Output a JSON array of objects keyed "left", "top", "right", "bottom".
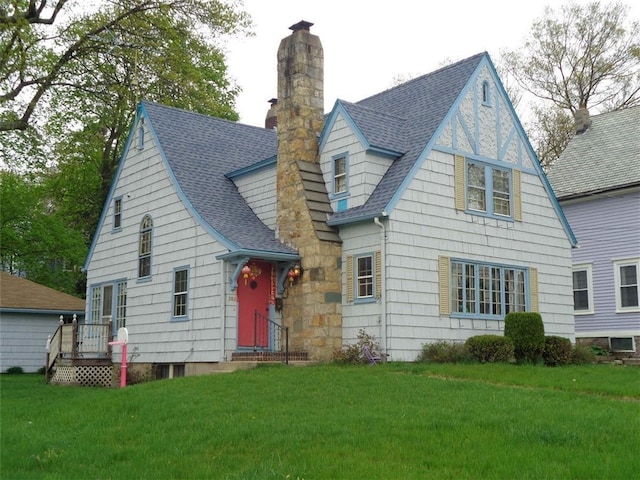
[
  {"left": 353, "top": 51, "right": 486, "bottom": 105},
  {"left": 141, "top": 100, "right": 274, "bottom": 134}
]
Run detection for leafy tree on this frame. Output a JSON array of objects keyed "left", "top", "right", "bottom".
[
  {"left": 0, "top": 170, "right": 86, "bottom": 294},
  {"left": 0, "top": 1, "right": 251, "bottom": 291},
  {"left": 501, "top": 1, "right": 640, "bottom": 167},
  {"left": 524, "top": 104, "right": 574, "bottom": 170},
  {"left": 1, "top": 0, "right": 249, "bottom": 132}
]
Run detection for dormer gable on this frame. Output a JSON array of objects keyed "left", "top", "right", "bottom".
[{"left": 319, "top": 100, "right": 406, "bottom": 212}]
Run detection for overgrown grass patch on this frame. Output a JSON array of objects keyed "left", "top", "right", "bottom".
[{"left": 2, "top": 363, "right": 638, "bottom": 479}]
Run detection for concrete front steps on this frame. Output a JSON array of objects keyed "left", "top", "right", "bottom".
[{"left": 206, "top": 351, "right": 315, "bottom": 374}]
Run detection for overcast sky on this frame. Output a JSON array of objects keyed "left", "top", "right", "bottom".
[{"left": 224, "top": 0, "right": 638, "bottom": 128}]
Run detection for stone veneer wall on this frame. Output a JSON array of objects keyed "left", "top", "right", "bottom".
[{"left": 276, "top": 23, "right": 343, "bottom": 361}]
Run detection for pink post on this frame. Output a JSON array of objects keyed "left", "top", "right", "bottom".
[
  {"left": 109, "top": 327, "right": 129, "bottom": 388},
  {"left": 120, "top": 343, "right": 127, "bottom": 388}
]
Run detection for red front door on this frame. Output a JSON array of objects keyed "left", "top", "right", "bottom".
[{"left": 237, "top": 261, "right": 272, "bottom": 348}]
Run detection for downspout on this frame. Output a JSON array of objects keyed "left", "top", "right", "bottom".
[
  {"left": 221, "top": 260, "right": 227, "bottom": 361},
  {"left": 374, "top": 216, "right": 387, "bottom": 360}
]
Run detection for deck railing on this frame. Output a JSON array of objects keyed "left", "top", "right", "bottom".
[{"left": 46, "top": 316, "right": 112, "bottom": 376}]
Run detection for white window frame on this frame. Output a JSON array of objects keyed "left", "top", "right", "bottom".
[
  {"left": 332, "top": 154, "right": 348, "bottom": 197},
  {"left": 90, "top": 280, "right": 127, "bottom": 336},
  {"left": 450, "top": 259, "right": 528, "bottom": 319},
  {"left": 113, "top": 197, "right": 122, "bottom": 230},
  {"left": 466, "top": 161, "right": 512, "bottom": 219},
  {"left": 613, "top": 258, "right": 640, "bottom": 313},
  {"left": 115, "top": 281, "right": 127, "bottom": 331},
  {"left": 138, "top": 215, "right": 153, "bottom": 279},
  {"left": 572, "top": 264, "right": 594, "bottom": 315},
  {"left": 172, "top": 266, "right": 189, "bottom": 320},
  {"left": 355, "top": 254, "right": 374, "bottom": 302}
]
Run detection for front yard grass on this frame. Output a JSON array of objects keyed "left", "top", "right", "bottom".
[{"left": 1, "top": 362, "right": 638, "bottom": 479}]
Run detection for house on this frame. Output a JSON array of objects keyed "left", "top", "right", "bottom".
[
  {"left": 547, "top": 107, "right": 640, "bottom": 356},
  {"left": 0, "top": 271, "right": 85, "bottom": 372},
  {"left": 81, "top": 21, "right": 576, "bottom": 377}
]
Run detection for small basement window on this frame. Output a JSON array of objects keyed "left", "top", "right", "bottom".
[{"left": 609, "top": 337, "right": 635, "bottom": 353}]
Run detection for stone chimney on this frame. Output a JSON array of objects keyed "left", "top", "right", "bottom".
[
  {"left": 574, "top": 107, "right": 591, "bottom": 135},
  {"left": 265, "top": 98, "right": 277, "bottom": 130},
  {"left": 276, "top": 20, "right": 342, "bottom": 361}
]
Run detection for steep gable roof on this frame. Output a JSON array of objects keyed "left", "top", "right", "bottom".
[
  {"left": 90, "top": 102, "right": 299, "bottom": 263},
  {"left": 547, "top": 107, "right": 640, "bottom": 200},
  {"left": 0, "top": 272, "right": 85, "bottom": 313},
  {"left": 326, "top": 52, "right": 486, "bottom": 224}
]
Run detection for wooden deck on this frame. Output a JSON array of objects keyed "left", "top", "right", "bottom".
[{"left": 46, "top": 318, "right": 113, "bottom": 387}]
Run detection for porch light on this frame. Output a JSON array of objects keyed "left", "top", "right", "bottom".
[
  {"left": 241, "top": 264, "right": 251, "bottom": 285},
  {"left": 287, "top": 264, "right": 303, "bottom": 285}
]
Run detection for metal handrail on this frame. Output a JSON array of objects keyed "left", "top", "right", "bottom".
[{"left": 254, "top": 311, "right": 289, "bottom": 364}]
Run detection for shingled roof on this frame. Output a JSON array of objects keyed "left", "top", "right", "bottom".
[
  {"left": 141, "top": 101, "right": 297, "bottom": 258},
  {"left": 328, "top": 52, "right": 485, "bottom": 224},
  {"left": 0, "top": 272, "right": 85, "bottom": 313},
  {"left": 547, "top": 107, "right": 640, "bottom": 200},
  {"left": 136, "top": 52, "right": 486, "bottom": 248}
]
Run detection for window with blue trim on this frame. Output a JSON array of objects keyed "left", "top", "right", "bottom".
[
  {"left": 139, "top": 215, "right": 152, "bottom": 278},
  {"left": 113, "top": 197, "right": 122, "bottom": 230},
  {"left": 172, "top": 267, "right": 189, "bottom": 318},
  {"left": 467, "top": 161, "right": 512, "bottom": 217},
  {"left": 451, "top": 260, "right": 527, "bottom": 318},
  {"left": 333, "top": 155, "right": 347, "bottom": 195}
]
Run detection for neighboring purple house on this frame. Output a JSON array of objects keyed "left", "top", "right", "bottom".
[{"left": 547, "top": 107, "right": 640, "bottom": 356}]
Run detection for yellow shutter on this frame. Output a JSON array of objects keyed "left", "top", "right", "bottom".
[
  {"left": 439, "top": 256, "right": 450, "bottom": 315},
  {"left": 346, "top": 255, "right": 354, "bottom": 302},
  {"left": 375, "top": 251, "right": 382, "bottom": 299},
  {"left": 529, "top": 267, "right": 539, "bottom": 312},
  {"left": 513, "top": 169, "right": 522, "bottom": 221},
  {"left": 454, "top": 155, "right": 466, "bottom": 211}
]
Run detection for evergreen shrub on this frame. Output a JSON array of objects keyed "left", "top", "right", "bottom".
[
  {"left": 465, "top": 335, "right": 514, "bottom": 363},
  {"left": 504, "top": 312, "right": 545, "bottom": 364},
  {"left": 542, "top": 336, "right": 572, "bottom": 366}
]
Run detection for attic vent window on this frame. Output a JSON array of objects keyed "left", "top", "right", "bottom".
[
  {"left": 137, "top": 117, "right": 145, "bottom": 149},
  {"left": 482, "top": 81, "right": 491, "bottom": 106},
  {"left": 113, "top": 197, "right": 122, "bottom": 230}
]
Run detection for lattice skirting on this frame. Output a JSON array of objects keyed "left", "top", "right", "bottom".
[
  {"left": 51, "top": 365, "right": 76, "bottom": 384},
  {"left": 51, "top": 365, "right": 113, "bottom": 387}
]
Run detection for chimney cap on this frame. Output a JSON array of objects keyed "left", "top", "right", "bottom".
[{"left": 289, "top": 20, "right": 313, "bottom": 33}]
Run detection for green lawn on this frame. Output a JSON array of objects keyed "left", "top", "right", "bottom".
[{"left": 1, "top": 363, "right": 639, "bottom": 479}]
